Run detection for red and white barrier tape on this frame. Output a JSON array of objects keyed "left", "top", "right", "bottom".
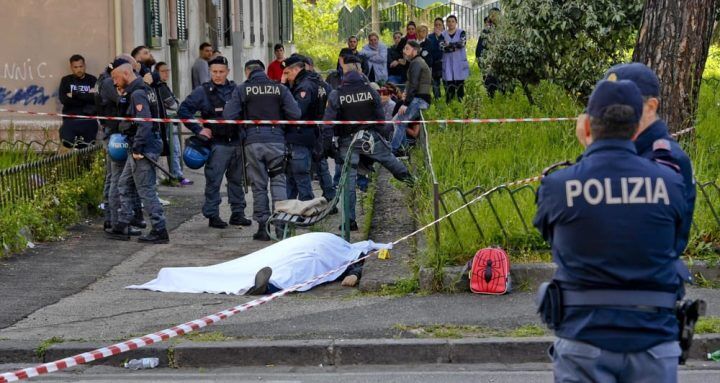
[
  {"left": 0, "top": 125, "right": 695, "bottom": 382},
  {"left": 0, "top": 108, "right": 576, "bottom": 126}
]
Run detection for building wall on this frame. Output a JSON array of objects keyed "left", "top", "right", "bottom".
[{"left": 0, "top": 0, "right": 290, "bottom": 140}]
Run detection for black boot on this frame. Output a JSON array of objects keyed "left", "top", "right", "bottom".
[
  {"left": 105, "top": 223, "right": 131, "bottom": 241},
  {"left": 252, "top": 223, "right": 271, "bottom": 241},
  {"left": 208, "top": 216, "right": 228, "bottom": 229},
  {"left": 131, "top": 210, "right": 147, "bottom": 229},
  {"left": 246, "top": 267, "right": 273, "bottom": 295},
  {"left": 138, "top": 229, "right": 169, "bottom": 244},
  {"left": 229, "top": 213, "right": 252, "bottom": 226},
  {"left": 103, "top": 221, "right": 112, "bottom": 233},
  {"left": 338, "top": 220, "right": 359, "bottom": 231}
]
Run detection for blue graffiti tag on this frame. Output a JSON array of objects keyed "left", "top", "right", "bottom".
[{"left": 0, "top": 85, "right": 54, "bottom": 106}]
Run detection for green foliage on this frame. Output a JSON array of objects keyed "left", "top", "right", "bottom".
[
  {"left": 695, "top": 316, "right": 720, "bottom": 334},
  {"left": 416, "top": 57, "right": 720, "bottom": 269},
  {"left": 393, "top": 323, "right": 548, "bottom": 339},
  {"left": 35, "top": 336, "right": 65, "bottom": 359},
  {"left": 0, "top": 152, "right": 105, "bottom": 256},
  {"left": 483, "top": 0, "right": 644, "bottom": 102},
  {"left": 293, "top": 0, "right": 344, "bottom": 71}
]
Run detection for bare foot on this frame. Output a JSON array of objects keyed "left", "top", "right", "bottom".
[{"left": 341, "top": 275, "right": 358, "bottom": 287}]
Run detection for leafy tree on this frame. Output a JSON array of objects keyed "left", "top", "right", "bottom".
[
  {"left": 293, "top": 0, "right": 343, "bottom": 70},
  {"left": 482, "top": 0, "right": 644, "bottom": 103}
]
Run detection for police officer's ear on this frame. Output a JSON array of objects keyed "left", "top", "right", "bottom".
[
  {"left": 575, "top": 113, "right": 592, "bottom": 148},
  {"left": 643, "top": 97, "right": 659, "bottom": 116}
]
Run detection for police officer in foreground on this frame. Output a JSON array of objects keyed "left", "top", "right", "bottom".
[
  {"left": 106, "top": 61, "right": 168, "bottom": 244},
  {"left": 178, "top": 56, "right": 251, "bottom": 229},
  {"left": 535, "top": 80, "right": 688, "bottom": 382},
  {"left": 223, "top": 60, "right": 301, "bottom": 241},
  {"left": 282, "top": 54, "right": 325, "bottom": 201},
  {"left": 603, "top": 63, "right": 696, "bottom": 261},
  {"left": 323, "top": 55, "right": 413, "bottom": 231}
]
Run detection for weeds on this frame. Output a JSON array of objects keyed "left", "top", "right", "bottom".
[
  {"left": 393, "top": 324, "right": 547, "bottom": 339},
  {"left": 695, "top": 316, "right": 720, "bottom": 334},
  {"left": 35, "top": 336, "right": 65, "bottom": 359}
]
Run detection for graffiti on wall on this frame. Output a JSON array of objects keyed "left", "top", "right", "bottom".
[{"left": 0, "top": 59, "right": 56, "bottom": 106}]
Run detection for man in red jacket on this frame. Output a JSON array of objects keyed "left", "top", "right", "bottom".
[{"left": 267, "top": 44, "right": 285, "bottom": 82}]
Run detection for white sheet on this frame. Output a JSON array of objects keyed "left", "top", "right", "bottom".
[{"left": 126, "top": 232, "right": 391, "bottom": 295}]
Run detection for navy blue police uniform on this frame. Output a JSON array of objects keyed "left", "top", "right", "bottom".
[
  {"left": 223, "top": 61, "right": 301, "bottom": 240},
  {"left": 178, "top": 56, "right": 250, "bottom": 227},
  {"left": 604, "top": 63, "right": 696, "bottom": 264},
  {"left": 306, "top": 68, "right": 337, "bottom": 202},
  {"left": 323, "top": 58, "right": 412, "bottom": 228},
  {"left": 284, "top": 55, "right": 320, "bottom": 201},
  {"left": 534, "top": 80, "right": 687, "bottom": 383},
  {"left": 113, "top": 74, "right": 168, "bottom": 243}
]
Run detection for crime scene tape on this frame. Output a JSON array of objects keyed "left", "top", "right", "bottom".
[
  {"left": 0, "top": 108, "right": 576, "bottom": 126},
  {"left": 0, "top": 126, "right": 695, "bottom": 382}
]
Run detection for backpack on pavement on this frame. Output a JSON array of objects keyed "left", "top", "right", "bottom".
[{"left": 469, "top": 247, "right": 511, "bottom": 295}]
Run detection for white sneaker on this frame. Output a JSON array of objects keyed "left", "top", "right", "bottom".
[{"left": 158, "top": 197, "right": 171, "bottom": 206}]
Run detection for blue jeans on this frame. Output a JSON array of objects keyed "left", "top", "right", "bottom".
[
  {"left": 286, "top": 144, "right": 314, "bottom": 201},
  {"left": 166, "top": 124, "right": 183, "bottom": 179},
  {"left": 391, "top": 98, "right": 429, "bottom": 152},
  {"left": 203, "top": 143, "right": 247, "bottom": 219},
  {"left": 387, "top": 75, "right": 404, "bottom": 85},
  {"left": 550, "top": 338, "right": 680, "bottom": 383},
  {"left": 118, "top": 153, "right": 166, "bottom": 231}
]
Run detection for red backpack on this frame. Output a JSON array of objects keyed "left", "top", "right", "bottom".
[{"left": 469, "top": 247, "right": 511, "bottom": 294}]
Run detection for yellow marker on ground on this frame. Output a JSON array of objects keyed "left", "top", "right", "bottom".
[{"left": 378, "top": 248, "right": 390, "bottom": 260}]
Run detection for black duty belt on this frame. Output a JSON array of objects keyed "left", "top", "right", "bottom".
[{"left": 562, "top": 289, "right": 677, "bottom": 310}]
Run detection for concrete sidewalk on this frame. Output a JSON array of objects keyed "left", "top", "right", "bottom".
[{"left": 1, "top": 167, "right": 720, "bottom": 369}]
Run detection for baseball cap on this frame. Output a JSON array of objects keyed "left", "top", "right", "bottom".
[
  {"left": 244, "top": 59, "right": 265, "bottom": 70},
  {"left": 604, "top": 62, "right": 660, "bottom": 97},
  {"left": 282, "top": 55, "right": 306, "bottom": 68},
  {"left": 587, "top": 80, "right": 644, "bottom": 123}
]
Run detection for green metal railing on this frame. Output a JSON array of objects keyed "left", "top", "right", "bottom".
[{"left": 0, "top": 142, "right": 102, "bottom": 208}]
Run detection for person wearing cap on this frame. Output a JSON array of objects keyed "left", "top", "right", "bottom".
[
  {"left": 534, "top": 80, "right": 687, "bottom": 382},
  {"left": 178, "top": 56, "right": 251, "bottom": 229},
  {"left": 602, "top": 63, "right": 696, "bottom": 266},
  {"left": 223, "top": 60, "right": 301, "bottom": 241},
  {"left": 323, "top": 55, "right": 413, "bottom": 231},
  {"left": 106, "top": 59, "right": 169, "bottom": 244},
  {"left": 326, "top": 48, "right": 355, "bottom": 90},
  {"left": 391, "top": 40, "right": 432, "bottom": 155},
  {"left": 281, "top": 54, "right": 323, "bottom": 201}
]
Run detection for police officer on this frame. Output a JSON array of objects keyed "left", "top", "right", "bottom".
[
  {"left": 178, "top": 56, "right": 251, "bottom": 229},
  {"left": 106, "top": 61, "right": 169, "bottom": 244},
  {"left": 534, "top": 80, "right": 687, "bottom": 382},
  {"left": 223, "top": 60, "right": 301, "bottom": 241},
  {"left": 281, "top": 54, "right": 321, "bottom": 201},
  {"left": 101, "top": 56, "right": 145, "bottom": 236},
  {"left": 603, "top": 63, "right": 696, "bottom": 261},
  {"left": 323, "top": 55, "right": 413, "bottom": 231}
]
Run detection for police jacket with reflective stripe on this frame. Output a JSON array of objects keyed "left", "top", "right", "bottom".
[{"left": 533, "top": 139, "right": 687, "bottom": 353}]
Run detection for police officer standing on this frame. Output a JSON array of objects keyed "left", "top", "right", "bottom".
[
  {"left": 323, "top": 55, "right": 413, "bottom": 231},
  {"left": 603, "top": 63, "right": 696, "bottom": 260},
  {"left": 281, "top": 55, "right": 321, "bottom": 201},
  {"left": 106, "top": 61, "right": 168, "bottom": 243},
  {"left": 223, "top": 60, "right": 301, "bottom": 241},
  {"left": 178, "top": 56, "right": 251, "bottom": 229},
  {"left": 535, "top": 80, "right": 687, "bottom": 382}
]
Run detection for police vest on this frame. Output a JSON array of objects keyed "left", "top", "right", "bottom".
[
  {"left": 242, "top": 78, "right": 283, "bottom": 122},
  {"left": 336, "top": 83, "right": 378, "bottom": 136},
  {"left": 202, "top": 82, "right": 237, "bottom": 140}
]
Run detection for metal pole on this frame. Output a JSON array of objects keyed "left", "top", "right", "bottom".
[{"left": 433, "top": 181, "right": 440, "bottom": 245}]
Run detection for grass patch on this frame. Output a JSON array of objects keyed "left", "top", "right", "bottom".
[
  {"left": 361, "top": 171, "right": 378, "bottom": 239},
  {"left": 35, "top": 336, "right": 65, "bottom": 359},
  {"left": 368, "top": 277, "right": 420, "bottom": 297},
  {"left": 178, "top": 331, "right": 234, "bottom": 342},
  {"left": 695, "top": 316, "right": 720, "bottom": 334},
  {"left": 0, "top": 151, "right": 105, "bottom": 257},
  {"left": 393, "top": 324, "right": 547, "bottom": 339},
  {"left": 414, "top": 62, "right": 720, "bottom": 271}
]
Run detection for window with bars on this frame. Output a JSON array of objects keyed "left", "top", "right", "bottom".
[
  {"left": 249, "top": 0, "right": 256, "bottom": 45},
  {"left": 145, "top": 0, "right": 163, "bottom": 48},
  {"left": 278, "top": 0, "right": 293, "bottom": 43},
  {"left": 259, "top": 0, "right": 264, "bottom": 44},
  {"left": 176, "top": 0, "right": 188, "bottom": 41}
]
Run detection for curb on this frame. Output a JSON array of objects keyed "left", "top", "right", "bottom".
[
  {"left": 421, "top": 262, "right": 720, "bottom": 292},
  {"left": 1, "top": 335, "right": 718, "bottom": 368}
]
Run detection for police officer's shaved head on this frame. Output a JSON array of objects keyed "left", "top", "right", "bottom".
[
  {"left": 110, "top": 62, "right": 136, "bottom": 90},
  {"left": 587, "top": 80, "right": 644, "bottom": 140}
]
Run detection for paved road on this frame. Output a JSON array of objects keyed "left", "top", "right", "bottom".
[{"left": 7, "top": 364, "right": 720, "bottom": 383}]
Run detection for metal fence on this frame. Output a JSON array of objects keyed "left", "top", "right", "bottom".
[
  {"left": 339, "top": 1, "right": 501, "bottom": 41},
  {"left": 0, "top": 143, "right": 102, "bottom": 208}
]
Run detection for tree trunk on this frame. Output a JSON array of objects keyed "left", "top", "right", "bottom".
[{"left": 632, "top": 0, "right": 718, "bottom": 132}]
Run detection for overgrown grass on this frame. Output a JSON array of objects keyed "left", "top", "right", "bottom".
[
  {"left": 696, "top": 316, "right": 720, "bottom": 334},
  {"left": 416, "top": 60, "right": 720, "bottom": 269},
  {"left": 0, "top": 152, "right": 105, "bottom": 256},
  {"left": 393, "top": 323, "right": 547, "bottom": 339}
]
